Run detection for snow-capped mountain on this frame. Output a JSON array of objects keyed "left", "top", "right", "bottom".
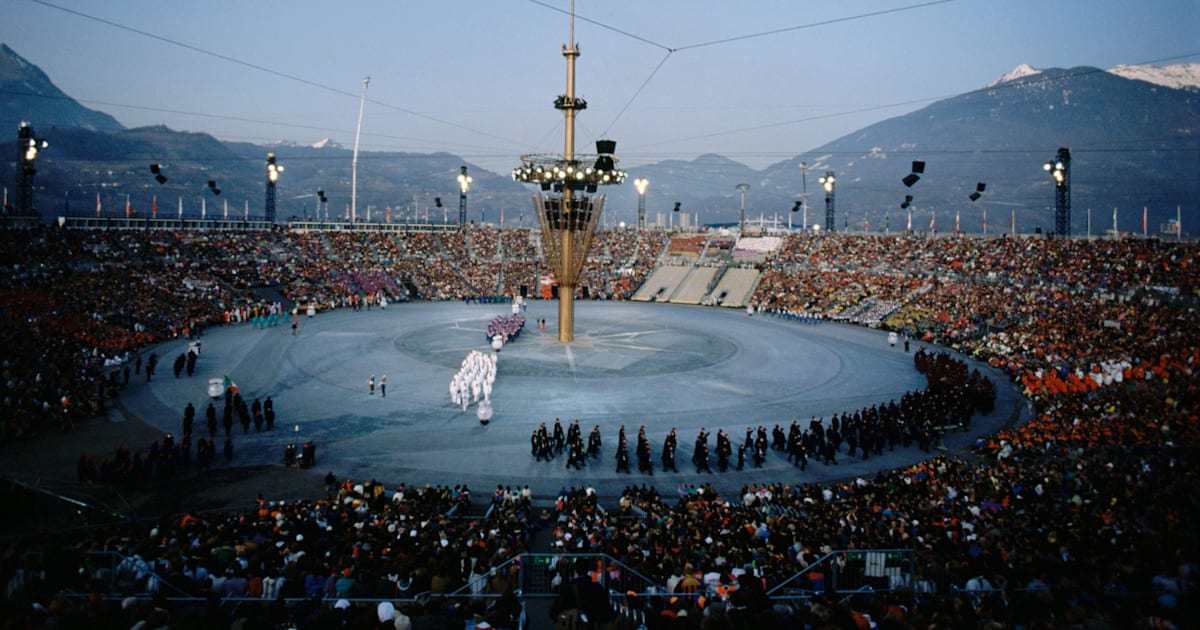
[
  {"left": 988, "top": 64, "right": 1041, "bottom": 87},
  {"left": 1107, "top": 63, "right": 1200, "bottom": 91},
  {"left": 311, "top": 138, "right": 344, "bottom": 150}
]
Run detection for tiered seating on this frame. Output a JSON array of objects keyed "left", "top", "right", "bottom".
[
  {"left": 705, "top": 268, "right": 760, "bottom": 308},
  {"left": 631, "top": 265, "right": 689, "bottom": 302},
  {"left": 669, "top": 266, "right": 719, "bottom": 304}
]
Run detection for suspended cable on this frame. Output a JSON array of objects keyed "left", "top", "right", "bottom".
[
  {"left": 673, "top": 0, "right": 956, "bottom": 52},
  {"left": 600, "top": 51, "right": 673, "bottom": 139},
  {"left": 28, "top": 0, "right": 537, "bottom": 150}
]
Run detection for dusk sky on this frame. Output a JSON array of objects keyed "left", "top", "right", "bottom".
[{"left": 3, "top": 0, "right": 1197, "bottom": 172}]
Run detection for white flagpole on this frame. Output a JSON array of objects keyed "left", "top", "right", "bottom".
[{"left": 201, "top": 197, "right": 206, "bottom": 220}]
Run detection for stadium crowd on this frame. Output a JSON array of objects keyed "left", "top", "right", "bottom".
[{"left": 0, "top": 225, "right": 1196, "bottom": 628}]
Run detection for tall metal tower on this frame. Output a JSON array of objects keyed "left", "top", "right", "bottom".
[
  {"left": 1045, "top": 147, "right": 1071, "bottom": 238},
  {"left": 510, "top": 0, "right": 626, "bottom": 342}
]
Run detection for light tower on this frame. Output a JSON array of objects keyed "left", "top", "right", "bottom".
[
  {"left": 634, "top": 177, "right": 648, "bottom": 231},
  {"left": 265, "top": 153, "right": 283, "bottom": 223},
  {"left": 16, "top": 123, "right": 47, "bottom": 217},
  {"left": 457, "top": 165, "right": 472, "bottom": 226},
  {"left": 1044, "top": 147, "right": 1070, "bottom": 238},
  {"left": 799, "top": 161, "right": 809, "bottom": 231},
  {"left": 736, "top": 183, "right": 749, "bottom": 234},
  {"left": 819, "top": 171, "right": 836, "bottom": 233},
  {"left": 511, "top": 1, "right": 626, "bottom": 342}
]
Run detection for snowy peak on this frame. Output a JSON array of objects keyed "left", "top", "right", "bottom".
[
  {"left": 988, "top": 64, "right": 1041, "bottom": 87},
  {"left": 1108, "top": 63, "right": 1200, "bottom": 91},
  {"left": 312, "top": 138, "right": 344, "bottom": 150}
]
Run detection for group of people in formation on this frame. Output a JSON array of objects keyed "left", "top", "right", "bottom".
[
  {"left": 525, "top": 417, "right": 923, "bottom": 475},
  {"left": 531, "top": 419, "right": 603, "bottom": 468},
  {"left": 449, "top": 350, "right": 496, "bottom": 411}
]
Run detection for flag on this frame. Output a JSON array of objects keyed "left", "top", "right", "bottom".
[
  {"left": 178, "top": 197, "right": 183, "bottom": 219},
  {"left": 885, "top": 212, "right": 890, "bottom": 232},
  {"left": 906, "top": 210, "right": 912, "bottom": 232},
  {"left": 955, "top": 211, "right": 960, "bottom": 234},
  {"left": 201, "top": 197, "right": 206, "bottom": 219},
  {"left": 929, "top": 210, "right": 936, "bottom": 232},
  {"left": 500, "top": 208, "right": 505, "bottom": 225},
  {"left": 1011, "top": 209, "right": 1015, "bottom": 234},
  {"left": 125, "top": 194, "right": 131, "bottom": 217},
  {"left": 1113, "top": 207, "right": 1118, "bottom": 235},
  {"left": 982, "top": 208, "right": 987, "bottom": 235},
  {"left": 1142, "top": 206, "right": 1147, "bottom": 236},
  {"left": 152, "top": 195, "right": 157, "bottom": 218},
  {"left": 96, "top": 193, "right": 102, "bottom": 217},
  {"left": 223, "top": 375, "right": 239, "bottom": 394}
]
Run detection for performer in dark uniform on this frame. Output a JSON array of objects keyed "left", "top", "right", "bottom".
[
  {"left": 615, "top": 436, "right": 630, "bottom": 473},
  {"left": 661, "top": 428, "right": 678, "bottom": 472},
  {"left": 587, "top": 425, "right": 602, "bottom": 459}
]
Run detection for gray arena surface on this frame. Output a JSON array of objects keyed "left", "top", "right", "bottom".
[{"left": 122, "top": 301, "right": 1029, "bottom": 499}]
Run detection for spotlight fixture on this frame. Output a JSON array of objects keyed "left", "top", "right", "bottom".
[
  {"left": 900, "top": 195, "right": 913, "bottom": 209},
  {"left": 911, "top": 160, "right": 925, "bottom": 174},
  {"left": 791, "top": 200, "right": 801, "bottom": 213},
  {"left": 673, "top": 201, "right": 681, "bottom": 212},
  {"left": 208, "top": 180, "right": 221, "bottom": 195},
  {"left": 902, "top": 173, "right": 920, "bottom": 188},
  {"left": 964, "top": 182, "right": 984, "bottom": 202}
]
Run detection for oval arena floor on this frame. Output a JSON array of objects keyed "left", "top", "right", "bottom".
[{"left": 122, "top": 300, "right": 1029, "bottom": 500}]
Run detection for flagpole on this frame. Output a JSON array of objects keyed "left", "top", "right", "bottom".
[
  {"left": 1142, "top": 206, "right": 1147, "bottom": 238},
  {"left": 1087, "top": 207, "right": 1091, "bottom": 240},
  {"left": 1112, "top": 207, "right": 1118, "bottom": 239},
  {"left": 178, "top": 197, "right": 183, "bottom": 220}
]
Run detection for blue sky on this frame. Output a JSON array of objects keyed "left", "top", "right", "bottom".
[{"left": 3, "top": 0, "right": 1197, "bottom": 172}]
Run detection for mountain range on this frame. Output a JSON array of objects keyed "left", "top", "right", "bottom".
[{"left": 3, "top": 42, "right": 1197, "bottom": 234}]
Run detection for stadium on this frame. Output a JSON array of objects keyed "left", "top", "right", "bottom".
[{"left": 0, "top": 223, "right": 1195, "bottom": 629}]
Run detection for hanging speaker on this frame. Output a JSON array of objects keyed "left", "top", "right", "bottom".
[
  {"left": 155, "top": 174, "right": 167, "bottom": 184},
  {"left": 911, "top": 160, "right": 925, "bottom": 174},
  {"left": 902, "top": 174, "right": 920, "bottom": 187},
  {"left": 976, "top": 182, "right": 987, "bottom": 192},
  {"left": 969, "top": 192, "right": 981, "bottom": 202}
]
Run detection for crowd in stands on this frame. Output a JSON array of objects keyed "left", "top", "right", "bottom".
[{"left": 0, "top": 225, "right": 1197, "bottom": 628}]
